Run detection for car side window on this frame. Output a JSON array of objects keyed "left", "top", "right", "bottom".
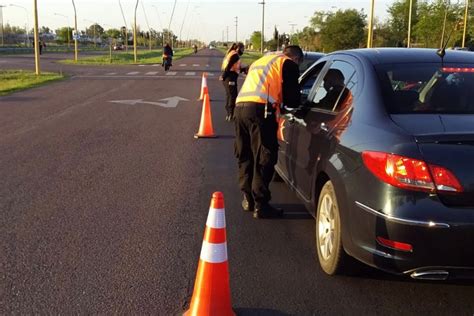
[
  {"left": 299, "top": 61, "right": 326, "bottom": 101},
  {"left": 309, "top": 60, "right": 357, "bottom": 112}
]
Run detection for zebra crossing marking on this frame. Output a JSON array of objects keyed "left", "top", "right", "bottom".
[
  {"left": 146, "top": 71, "right": 158, "bottom": 75},
  {"left": 127, "top": 71, "right": 140, "bottom": 75},
  {"left": 185, "top": 72, "right": 196, "bottom": 76}
]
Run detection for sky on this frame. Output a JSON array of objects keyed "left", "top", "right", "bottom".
[{"left": 2, "top": 0, "right": 395, "bottom": 43}]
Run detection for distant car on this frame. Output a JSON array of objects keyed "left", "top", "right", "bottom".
[
  {"left": 276, "top": 48, "right": 474, "bottom": 280},
  {"left": 209, "top": 45, "right": 215, "bottom": 50},
  {"left": 113, "top": 44, "right": 124, "bottom": 51}
]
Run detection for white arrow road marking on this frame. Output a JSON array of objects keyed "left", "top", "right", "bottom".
[
  {"left": 146, "top": 72, "right": 158, "bottom": 75},
  {"left": 158, "top": 96, "right": 190, "bottom": 108},
  {"left": 127, "top": 71, "right": 140, "bottom": 75},
  {"left": 185, "top": 72, "right": 196, "bottom": 76},
  {"left": 166, "top": 72, "right": 177, "bottom": 76},
  {"left": 108, "top": 96, "right": 189, "bottom": 108}
]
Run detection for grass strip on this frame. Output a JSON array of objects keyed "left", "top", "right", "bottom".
[
  {"left": 0, "top": 70, "right": 65, "bottom": 96},
  {"left": 59, "top": 48, "right": 194, "bottom": 65}
]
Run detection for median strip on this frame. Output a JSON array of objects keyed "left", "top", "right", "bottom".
[{"left": 0, "top": 70, "right": 65, "bottom": 96}]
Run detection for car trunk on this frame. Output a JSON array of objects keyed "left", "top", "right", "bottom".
[{"left": 391, "top": 114, "right": 474, "bottom": 207}]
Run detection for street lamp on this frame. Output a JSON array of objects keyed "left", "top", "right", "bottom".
[
  {"left": 9, "top": 4, "right": 29, "bottom": 47},
  {"left": 72, "top": 0, "right": 78, "bottom": 62},
  {"left": 259, "top": 0, "right": 265, "bottom": 54},
  {"left": 33, "top": 0, "right": 40, "bottom": 74},
  {"left": 462, "top": 0, "right": 469, "bottom": 48},
  {"left": 54, "top": 13, "right": 70, "bottom": 48},
  {"left": 367, "top": 0, "right": 375, "bottom": 48},
  {"left": 118, "top": 0, "right": 128, "bottom": 51},
  {"left": 151, "top": 5, "right": 164, "bottom": 46},
  {"left": 133, "top": 0, "right": 139, "bottom": 63},
  {"left": 407, "top": 0, "right": 413, "bottom": 47},
  {"left": 0, "top": 5, "right": 4, "bottom": 46}
]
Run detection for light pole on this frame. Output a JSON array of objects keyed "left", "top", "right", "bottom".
[
  {"left": 151, "top": 5, "right": 164, "bottom": 46},
  {"left": 407, "top": 0, "right": 413, "bottom": 48},
  {"left": 289, "top": 22, "right": 297, "bottom": 44},
  {"left": 462, "top": 0, "right": 469, "bottom": 48},
  {"left": 168, "top": 0, "right": 178, "bottom": 47},
  {"left": 235, "top": 16, "right": 238, "bottom": 42},
  {"left": 133, "top": 0, "right": 139, "bottom": 63},
  {"left": 9, "top": 4, "right": 29, "bottom": 47},
  {"left": 179, "top": 0, "right": 191, "bottom": 48},
  {"left": 0, "top": 5, "right": 4, "bottom": 46},
  {"left": 33, "top": 0, "right": 40, "bottom": 74},
  {"left": 141, "top": 1, "right": 152, "bottom": 50},
  {"left": 54, "top": 13, "right": 71, "bottom": 48},
  {"left": 118, "top": 0, "right": 128, "bottom": 51},
  {"left": 259, "top": 0, "right": 265, "bottom": 53},
  {"left": 72, "top": 0, "right": 78, "bottom": 62},
  {"left": 367, "top": 0, "right": 375, "bottom": 48}
]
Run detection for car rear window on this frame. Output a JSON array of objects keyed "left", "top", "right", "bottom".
[{"left": 375, "top": 63, "right": 474, "bottom": 114}]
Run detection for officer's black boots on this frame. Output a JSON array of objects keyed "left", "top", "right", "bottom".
[{"left": 253, "top": 204, "right": 284, "bottom": 219}]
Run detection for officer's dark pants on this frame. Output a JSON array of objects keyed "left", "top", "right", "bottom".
[
  {"left": 223, "top": 78, "right": 238, "bottom": 117},
  {"left": 234, "top": 102, "right": 278, "bottom": 208}
]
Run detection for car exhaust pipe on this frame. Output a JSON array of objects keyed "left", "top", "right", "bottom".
[{"left": 410, "top": 270, "right": 449, "bottom": 280}]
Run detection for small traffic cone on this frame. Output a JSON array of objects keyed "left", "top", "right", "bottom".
[
  {"left": 194, "top": 93, "right": 216, "bottom": 138},
  {"left": 184, "top": 192, "right": 235, "bottom": 316},
  {"left": 198, "top": 72, "right": 209, "bottom": 101}
]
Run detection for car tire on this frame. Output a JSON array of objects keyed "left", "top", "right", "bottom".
[{"left": 316, "top": 180, "right": 346, "bottom": 275}]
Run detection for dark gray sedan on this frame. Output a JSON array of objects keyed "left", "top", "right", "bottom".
[{"left": 276, "top": 48, "right": 474, "bottom": 280}]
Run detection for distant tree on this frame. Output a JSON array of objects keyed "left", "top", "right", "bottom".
[
  {"left": 55, "top": 26, "right": 72, "bottom": 44},
  {"left": 250, "top": 31, "right": 262, "bottom": 50},
  {"left": 294, "top": 26, "right": 321, "bottom": 51},
  {"left": 104, "top": 28, "right": 121, "bottom": 39},
  {"left": 85, "top": 23, "right": 104, "bottom": 38},
  {"left": 413, "top": 0, "right": 462, "bottom": 48},
  {"left": 40, "top": 26, "right": 51, "bottom": 35},
  {"left": 311, "top": 9, "right": 366, "bottom": 52}
]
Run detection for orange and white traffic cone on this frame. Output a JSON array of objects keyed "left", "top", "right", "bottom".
[
  {"left": 194, "top": 93, "right": 216, "bottom": 138},
  {"left": 184, "top": 192, "right": 235, "bottom": 316},
  {"left": 198, "top": 72, "right": 209, "bottom": 101}
]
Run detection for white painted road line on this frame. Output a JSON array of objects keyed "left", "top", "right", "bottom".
[
  {"left": 179, "top": 64, "right": 187, "bottom": 66},
  {"left": 207, "top": 73, "right": 215, "bottom": 76},
  {"left": 138, "top": 65, "right": 146, "bottom": 67},
  {"left": 146, "top": 71, "right": 159, "bottom": 75},
  {"left": 192, "top": 64, "right": 199, "bottom": 67},
  {"left": 105, "top": 72, "right": 117, "bottom": 75},
  {"left": 185, "top": 72, "right": 196, "bottom": 76},
  {"left": 152, "top": 64, "right": 160, "bottom": 67},
  {"left": 127, "top": 71, "right": 140, "bottom": 75},
  {"left": 166, "top": 72, "right": 177, "bottom": 76}
]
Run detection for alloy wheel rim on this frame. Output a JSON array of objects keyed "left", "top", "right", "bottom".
[{"left": 318, "top": 193, "right": 336, "bottom": 261}]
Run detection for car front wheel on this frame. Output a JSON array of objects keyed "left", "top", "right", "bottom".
[{"left": 316, "top": 180, "right": 346, "bottom": 275}]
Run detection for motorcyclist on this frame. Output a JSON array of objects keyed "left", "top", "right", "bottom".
[
  {"left": 193, "top": 44, "right": 198, "bottom": 54},
  {"left": 162, "top": 43, "right": 174, "bottom": 69}
]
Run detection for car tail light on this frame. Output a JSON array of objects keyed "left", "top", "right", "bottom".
[
  {"left": 362, "top": 151, "right": 463, "bottom": 193},
  {"left": 376, "top": 237, "right": 413, "bottom": 252},
  {"left": 441, "top": 67, "right": 474, "bottom": 73}
]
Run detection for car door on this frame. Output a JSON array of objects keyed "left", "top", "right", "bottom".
[
  {"left": 290, "top": 58, "right": 359, "bottom": 202},
  {"left": 277, "top": 59, "right": 328, "bottom": 186}
]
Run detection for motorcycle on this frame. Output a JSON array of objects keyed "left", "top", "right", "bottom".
[{"left": 162, "top": 55, "right": 172, "bottom": 71}]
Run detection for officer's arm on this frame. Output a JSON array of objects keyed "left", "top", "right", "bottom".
[{"left": 281, "top": 60, "right": 301, "bottom": 108}]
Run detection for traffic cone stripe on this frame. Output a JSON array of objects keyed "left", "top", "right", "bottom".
[
  {"left": 204, "top": 226, "right": 227, "bottom": 244},
  {"left": 200, "top": 240, "right": 228, "bottom": 263},
  {"left": 206, "top": 207, "right": 226, "bottom": 228}
]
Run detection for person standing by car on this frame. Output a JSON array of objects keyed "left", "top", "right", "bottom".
[
  {"left": 162, "top": 43, "right": 174, "bottom": 69},
  {"left": 234, "top": 45, "right": 303, "bottom": 218},
  {"left": 220, "top": 42, "right": 247, "bottom": 121}
]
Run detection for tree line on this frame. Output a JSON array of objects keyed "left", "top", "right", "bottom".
[{"left": 249, "top": 0, "right": 474, "bottom": 52}]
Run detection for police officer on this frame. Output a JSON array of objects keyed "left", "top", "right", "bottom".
[
  {"left": 220, "top": 42, "right": 247, "bottom": 121},
  {"left": 234, "top": 45, "right": 303, "bottom": 219}
]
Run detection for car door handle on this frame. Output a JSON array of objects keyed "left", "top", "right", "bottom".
[{"left": 320, "top": 122, "right": 329, "bottom": 132}]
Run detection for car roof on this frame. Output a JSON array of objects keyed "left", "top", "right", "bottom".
[
  {"left": 329, "top": 48, "right": 474, "bottom": 65},
  {"left": 303, "top": 51, "right": 325, "bottom": 59}
]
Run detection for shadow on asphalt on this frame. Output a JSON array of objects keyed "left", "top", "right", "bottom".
[
  {"left": 216, "top": 135, "right": 236, "bottom": 140},
  {"left": 234, "top": 308, "right": 291, "bottom": 316}
]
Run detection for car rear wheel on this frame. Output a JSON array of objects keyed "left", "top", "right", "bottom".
[{"left": 316, "top": 181, "right": 346, "bottom": 275}]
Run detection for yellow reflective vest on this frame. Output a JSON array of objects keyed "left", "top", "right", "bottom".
[
  {"left": 221, "top": 50, "right": 241, "bottom": 72},
  {"left": 236, "top": 53, "right": 290, "bottom": 105}
]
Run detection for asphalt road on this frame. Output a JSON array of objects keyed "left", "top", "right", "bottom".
[{"left": 1, "top": 50, "right": 474, "bottom": 315}]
